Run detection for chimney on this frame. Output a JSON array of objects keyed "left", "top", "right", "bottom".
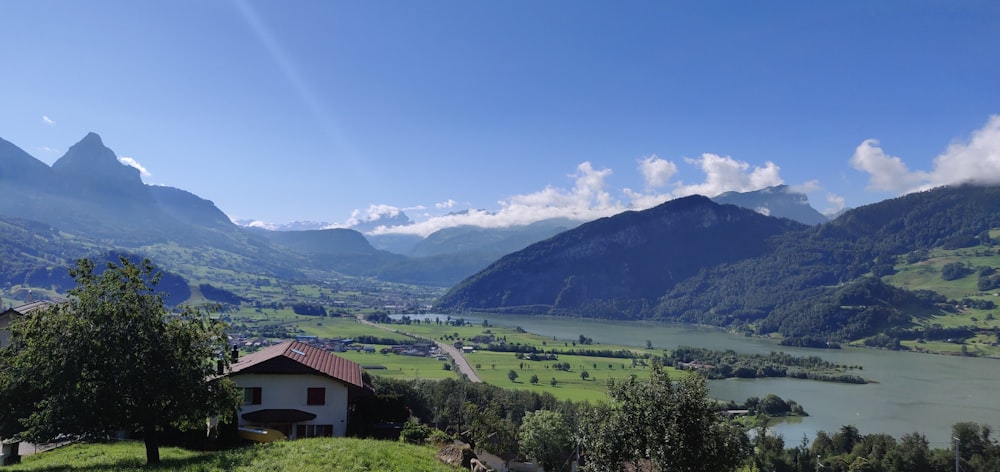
[
  {"left": 27, "top": 290, "right": 33, "bottom": 303},
  {"left": 216, "top": 359, "right": 224, "bottom": 376},
  {"left": 230, "top": 346, "right": 239, "bottom": 364}
]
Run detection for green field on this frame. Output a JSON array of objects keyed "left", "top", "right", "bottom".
[
  {"left": 359, "top": 317, "right": 690, "bottom": 402},
  {"left": 465, "top": 349, "right": 691, "bottom": 403},
  {"left": 8, "top": 438, "right": 460, "bottom": 472},
  {"left": 335, "top": 350, "right": 459, "bottom": 381},
  {"left": 887, "top": 247, "right": 1000, "bottom": 301}
]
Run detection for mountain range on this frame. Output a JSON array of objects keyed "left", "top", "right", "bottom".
[
  {"left": 8, "top": 132, "right": 988, "bottom": 345},
  {"left": 438, "top": 183, "right": 1000, "bottom": 343},
  {"left": 0, "top": 133, "right": 833, "bottom": 292}
]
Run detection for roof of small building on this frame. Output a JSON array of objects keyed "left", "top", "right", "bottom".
[
  {"left": 229, "top": 340, "right": 364, "bottom": 388},
  {"left": 1, "top": 300, "right": 54, "bottom": 317}
]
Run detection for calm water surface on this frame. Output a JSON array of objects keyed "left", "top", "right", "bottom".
[{"left": 405, "top": 314, "right": 1000, "bottom": 446}]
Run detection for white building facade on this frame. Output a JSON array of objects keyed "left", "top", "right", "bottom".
[{"left": 228, "top": 341, "right": 365, "bottom": 439}]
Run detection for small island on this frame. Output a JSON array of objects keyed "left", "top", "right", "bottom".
[{"left": 664, "top": 345, "right": 867, "bottom": 384}]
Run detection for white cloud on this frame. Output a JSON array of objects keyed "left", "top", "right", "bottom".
[
  {"left": 638, "top": 155, "right": 677, "bottom": 189},
  {"left": 789, "top": 180, "right": 821, "bottom": 194},
  {"left": 849, "top": 139, "right": 926, "bottom": 192},
  {"left": 117, "top": 156, "right": 151, "bottom": 177},
  {"left": 822, "top": 193, "right": 846, "bottom": 217},
  {"left": 367, "top": 153, "right": 792, "bottom": 237},
  {"left": 238, "top": 219, "right": 278, "bottom": 230},
  {"left": 42, "top": 115, "right": 55, "bottom": 125},
  {"left": 334, "top": 204, "right": 404, "bottom": 228},
  {"left": 850, "top": 115, "right": 1000, "bottom": 194},
  {"left": 435, "top": 199, "right": 458, "bottom": 209},
  {"left": 926, "top": 114, "right": 1000, "bottom": 187},
  {"left": 367, "top": 153, "right": 793, "bottom": 237},
  {"left": 672, "top": 153, "right": 783, "bottom": 198},
  {"left": 368, "top": 162, "right": 620, "bottom": 237}
]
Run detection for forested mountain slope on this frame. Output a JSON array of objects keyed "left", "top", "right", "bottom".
[
  {"left": 437, "top": 195, "right": 805, "bottom": 316},
  {"left": 438, "top": 184, "right": 1000, "bottom": 342}
]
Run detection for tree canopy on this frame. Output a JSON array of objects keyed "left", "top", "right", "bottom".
[
  {"left": 0, "top": 257, "right": 239, "bottom": 464},
  {"left": 519, "top": 409, "right": 573, "bottom": 472},
  {"left": 580, "top": 363, "right": 750, "bottom": 471}
]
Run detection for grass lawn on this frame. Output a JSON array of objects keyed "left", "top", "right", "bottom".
[{"left": 9, "top": 438, "right": 461, "bottom": 472}]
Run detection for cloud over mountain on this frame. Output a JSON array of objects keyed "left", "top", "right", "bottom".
[
  {"left": 852, "top": 115, "right": 1000, "bottom": 194},
  {"left": 252, "top": 116, "right": 997, "bottom": 236},
  {"left": 118, "top": 156, "right": 151, "bottom": 177},
  {"left": 372, "top": 154, "right": 792, "bottom": 237}
]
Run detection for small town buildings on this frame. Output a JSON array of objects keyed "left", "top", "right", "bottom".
[{"left": 227, "top": 340, "right": 367, "bottom": 439}]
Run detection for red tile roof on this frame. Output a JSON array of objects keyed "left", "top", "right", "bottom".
[{"left": 230, "top": 340, "right": 363, "bottom": 388}]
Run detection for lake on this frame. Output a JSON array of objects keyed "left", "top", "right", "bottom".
[{"left": 401, "top": 314, "right": 1000, "bottom": 447}]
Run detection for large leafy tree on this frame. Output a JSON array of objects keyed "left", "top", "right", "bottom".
[
  {"left": 519, "top": 409, "right": 573, "bottom": 472},
  {"left": 0, "top": 257, "right": 239, "bottom": 464},
  {"left": 580, "top": 363, "right": 750, "bottom": 472}
]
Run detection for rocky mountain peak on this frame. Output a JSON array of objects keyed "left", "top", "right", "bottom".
[
  {"left": 51, "top": 132, "right": 142, "bottom": 185},
  {"left": 711, "top": 185, "right": 828, "bottom": 225}
]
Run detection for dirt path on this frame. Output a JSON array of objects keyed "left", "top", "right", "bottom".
[{"left": 356, "top": 316, "right": 481, "bottom": 383}]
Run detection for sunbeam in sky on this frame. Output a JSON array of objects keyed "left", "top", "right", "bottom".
[{"left": 0, "top": 1, "right": 997, "bottom": 228}]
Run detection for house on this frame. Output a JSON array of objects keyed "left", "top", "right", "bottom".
[
  {"left": 227, "top": 340, "right": 367, "bottom": 439},
  {"left": 0, "top": 301, "right": 53, "bottom": 349}
]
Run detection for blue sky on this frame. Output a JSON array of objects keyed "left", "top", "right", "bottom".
[{"left": 2, "top": 1, "right": 998, "bottom": 235}]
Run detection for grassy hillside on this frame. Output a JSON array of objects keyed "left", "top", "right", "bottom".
[
  {"left": 9, "top": 438, "right": 461, "bottom": 472},
  {"left": 879, "top": 239, "right": 1000, "bottom": 356}
]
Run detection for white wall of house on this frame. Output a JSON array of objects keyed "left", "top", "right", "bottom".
[{"left": 232, "top": 372, "right": 350, "bottom": 438}]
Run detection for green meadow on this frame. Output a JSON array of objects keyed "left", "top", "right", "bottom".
[
  {"left": 465, "top": 349, "right": 691, "bottom": 403},
  {"left": 880, "top": 243, "right": 1000, "bottom": 356},
  {"left": 346, "top": 316, "right": 690, "bottom": 402},
  {"left": 7, "top": 438, "right": 460, "bottom": 472}
]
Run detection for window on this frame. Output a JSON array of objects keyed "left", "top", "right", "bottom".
[
  {"left": 307, "top": 387, "right": 326, "bottom": 405},
  {"left": 296, "top": 424, "right": 333, "bottom": 438},
  {"left": 243, "top": 387, "right": 262, "bottom": 405}
]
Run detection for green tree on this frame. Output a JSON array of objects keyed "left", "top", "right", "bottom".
[
  {"left": 892, "top": 432, "right": 933, "bottom": 472},
  {"left": 750, "top": 414, "right": 790, "bottom": 472},
  {"left": 580, "top": 370, "right": 590, "bottom": 381},
  {"left": 530, "top": 374, "right": 539, "bottom": 385},
  {"left": 0, "top": 257, "right": 239, "bottom": 465},
  {"left": 760, "top": 393, "right": 791, "bottom": 416},
  {"left": 519, "top": 410, "right": 574, "bottom": 472},
  {"left": 508, "top": 369, "right": 519, "bottom": 382},
  {"left": 942, "top": 262, "right": 970, "bottom": 281},
  {"left": 580, "top": 363, "right": 750, "bottom": 471},
  {"left": 468, "top": 402, "right": 519, "bottom": 470}
]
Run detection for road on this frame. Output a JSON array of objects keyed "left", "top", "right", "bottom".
[{"left": 356, "top": 316, "right": 481, "bottom": 383}]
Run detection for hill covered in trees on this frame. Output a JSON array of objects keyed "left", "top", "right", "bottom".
[{"left": 437, "top": 184, "right": 1000, "bottom": 343}]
